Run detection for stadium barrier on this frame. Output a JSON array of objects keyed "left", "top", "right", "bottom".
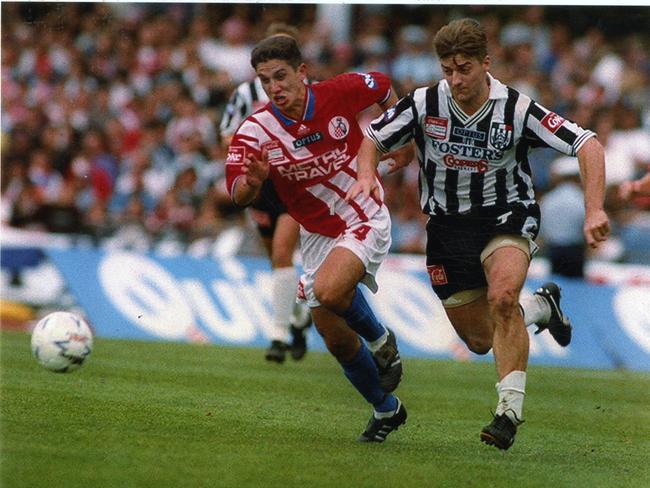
[{"left": 36, "top": 247, "right": 649, "bottom": 372}]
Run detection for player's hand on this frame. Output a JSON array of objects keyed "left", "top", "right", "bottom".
[
  {"left": 242, "top": 149, "right": 270, "bottom": 189},
  {"left": 383, "top": 142, "right": 415, "bottom": 174},
  {"left": 584, "top": 208, "right": 610, "bottom": 248},
  {"left": 618, "top": 181, "right": 636, "bottom": 201},
  {"left": 345, "top": 177, "right": 380, "bottom": 202}
]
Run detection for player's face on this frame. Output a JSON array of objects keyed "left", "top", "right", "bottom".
[
  {"left": 440, "top": 54, "right": 490, "bottom": 110},
  {"left": 256, "top": 59, "right": 307, "bottom": 118}
]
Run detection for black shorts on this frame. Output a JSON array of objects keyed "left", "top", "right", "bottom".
[
  {"left": 249, "top": 180, "right": 288, "bottom": 238},
  {"left": 425, "top": 202, "right": 540, "bottom": 300}
]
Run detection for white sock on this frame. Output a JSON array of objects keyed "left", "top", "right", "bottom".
[
  {"left": 366, "top": 330, "right": 388, "bottom": 353},
  {"left": 291, "top": 301, "right": 311, "bottom": 330},
  {"left": 519, "top": 288, "right": 551, "bottom": 325},
  {"left": 495, "top": 370, "right": 526, "bottom": 424},
  {"left": 270, "top": 266, "right": 299, "bottom": 342}
]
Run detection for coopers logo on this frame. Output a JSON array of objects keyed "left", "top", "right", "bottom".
[{"left": 443, "top": 154, "right": 488, "bottom": 173}]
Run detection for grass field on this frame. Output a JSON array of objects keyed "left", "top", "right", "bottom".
[{"left": 1, "top": 330, "right": 649, "bottom": 488}]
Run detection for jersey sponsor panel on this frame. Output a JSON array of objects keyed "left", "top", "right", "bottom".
[
  {"left": 226, "top": 72, "right": 391, "bottom": 236},
  {"left": 367, "top": 74, "right": 594, "bottom": 215}
]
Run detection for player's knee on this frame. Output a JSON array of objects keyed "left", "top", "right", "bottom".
[
  {"left": 313, "top": 283, "right": 349, "bottom": 313},
  {"left": 464, "top": 335, "right": 492, "bottom": 355},
  {"left": 487, "top": 287, "right": 520, "bottom": 320}
]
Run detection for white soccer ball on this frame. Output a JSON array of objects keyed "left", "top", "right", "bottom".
[{"left": 31, "top": 311, "right": 93, "bottom": 373}]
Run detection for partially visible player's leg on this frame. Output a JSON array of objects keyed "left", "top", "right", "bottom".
[
  {"left": 310, "top": 306, "right": 406, "bottom": 442},
  {"left": 271, "top": 213, "right": 313, "bottom": 360},
  {"left": 256, "top": 230, "right": 290, "bottom": 363}
]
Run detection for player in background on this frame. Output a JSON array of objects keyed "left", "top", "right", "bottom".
[
  {"left": 349, "top": 18, "right": 610, "bottom": 449},
  {"left": 226, "top": 35, "right": 412, "bottom": 442},
  {"left": 619, "top": 172, "right": 650, "bottom": 199},
  {"left": 220, "top": 24, "right": 312, "bottom": 364}
]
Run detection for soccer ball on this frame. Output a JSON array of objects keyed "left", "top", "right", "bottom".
[{"left": 31, "top": 311, "right": 93, "bottom": 373}]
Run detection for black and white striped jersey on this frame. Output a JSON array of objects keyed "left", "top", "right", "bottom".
[
  {"left": 220, "top": 77, "right": 268, "bottom": 139},
  {"left": 365, "top": 73, "right": 596, "bottom": 216}
]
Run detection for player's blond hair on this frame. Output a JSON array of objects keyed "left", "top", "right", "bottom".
[{"left": 433, "top": 18, "right": 488, "bottom": 61}]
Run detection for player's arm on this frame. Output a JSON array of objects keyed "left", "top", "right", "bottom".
[
  {"left": 232, "top": 151, "right": 270, "bottom": 206},
  {"left": 376, "top": 88, "right": 416, "bottom": 173},
  {"left": 524, "top": 101, "right": 610, "bottom": 248},
  {"left": 576, "top": 137, "right": 610, "bottom": 248},
  {"left": 346, "top": 136, "right": 383, "bottom": 202},
  {"left": 226, "top": 129, "right": 269, "bottom": 207}
]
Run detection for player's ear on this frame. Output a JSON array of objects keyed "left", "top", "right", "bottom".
[
  {"left": 297, "top": 63, "right": 308, "bottom": 80},
  {"left": 483, "top": 55, "right": 491, "bottom": 71}
]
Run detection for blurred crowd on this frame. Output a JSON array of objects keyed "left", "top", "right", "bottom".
[{"left": 2, "top": 3, "right": 649, "bottom": 266}]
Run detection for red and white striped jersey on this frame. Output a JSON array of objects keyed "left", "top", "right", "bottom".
[{"left": 226, "top": 72, "right": 392, "bottom": 237}]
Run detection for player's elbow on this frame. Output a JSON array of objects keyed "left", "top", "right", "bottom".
[{"left": 578, "top": 136, "right": 604, "bottom": 160}]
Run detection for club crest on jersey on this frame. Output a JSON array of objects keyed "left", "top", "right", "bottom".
[
  {"left": 261, "top": 140, "right": 287, "bottom": 165},
  {"left": 226, "top": 146, "right": 246, "bottom": 165},
  {"left": 489, "top": 122, "right": 513, "bottom": 150},
  {"left": 328, "top": 116, "right": 350, "bottom": 140},
  {"left": 425, "top": 117, "right": 448, "bottom": 140},
  {"left": 541, "top": 112, "right": 565, "bottom": 133},
  {"left": 384, "top": 107, "right": 397, "bottom": 122}
]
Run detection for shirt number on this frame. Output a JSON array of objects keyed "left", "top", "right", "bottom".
[{"left": 351, "top": 225, "right": 371, "bottom": 242}]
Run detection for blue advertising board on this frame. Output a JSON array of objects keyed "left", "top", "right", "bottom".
[{"left": 45, "top": 248, "right": 650, "bottom": 371}]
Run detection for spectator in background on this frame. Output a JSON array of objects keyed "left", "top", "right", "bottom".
[
  {"left": 619, "top": 171, "right": 650, "bottom": 199},
  {"left": 1, "top": 3, "right": 648, "bottom": 264},
  {"left": 539, "top": 157, "right": 586, "bottom": 277},
  {"left": 391, "top": 25, "right": 441, "bottom": 93}
]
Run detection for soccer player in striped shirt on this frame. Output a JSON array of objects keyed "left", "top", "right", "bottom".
[
  {"left": 225, "top": 35, "right": 413, "bottom": 442},
  {"left": 220, "top": 24, "right": 313, "bottom": 364},
  {"left": 350, "top": 18, "right": 610, "bottom": 450}
]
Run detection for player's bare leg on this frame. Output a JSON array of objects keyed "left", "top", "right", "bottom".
[
  {"left": 481, "top": 246, "right": 530, "bottom": 449},
  {"left": 483, "top": 246, "right": 530, "bottom": 379},
  {"left": 444, "top": 295, "right": 494, "bottom": 355}
]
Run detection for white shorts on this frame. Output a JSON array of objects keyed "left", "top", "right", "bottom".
[{"left": 297, "top": 206, "right": 392, "bottom": 308}]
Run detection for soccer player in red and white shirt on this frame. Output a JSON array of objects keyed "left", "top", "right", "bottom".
[{"left": 226, "top": 35, "right": 411, "bottom": 442}]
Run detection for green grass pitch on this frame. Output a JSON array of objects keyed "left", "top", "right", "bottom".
[{"left": 1, "top": 330, "right": 649, "bottom": 488}]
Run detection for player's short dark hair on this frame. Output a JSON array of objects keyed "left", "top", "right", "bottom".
[
  {"left": 251, "top": 35, "right": 303, "bottom": 69},
  {"left": 433, "top": 18, "right": 488, "bottom": 61}
]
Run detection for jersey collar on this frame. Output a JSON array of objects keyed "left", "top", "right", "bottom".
[{"left": 270, "top": 86, "right": 316, "bottom": 126}]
